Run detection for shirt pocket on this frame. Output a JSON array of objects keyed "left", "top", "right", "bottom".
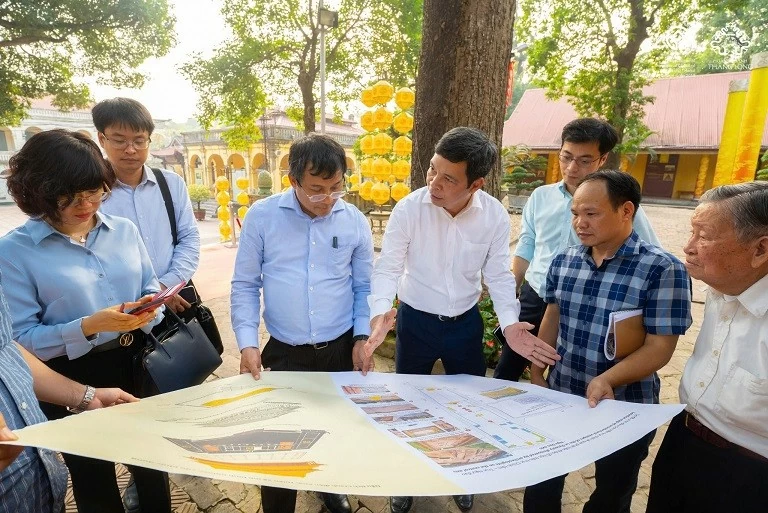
[
  {"left": 460, "top": 241, "right": 490, "bottom": 276},
  {"left": 329, "top": 245, "right": 355, "bottom": 276},
  {"left": 713, "top": 364, "right": 768, "bottom": 437}
]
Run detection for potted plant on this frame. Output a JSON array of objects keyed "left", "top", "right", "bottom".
[
  {"left": 502, "top": 145, "right": 546, "bottom": 213},
  {"left": 188, "top": 183, "right": 211, "bottom": 221}
]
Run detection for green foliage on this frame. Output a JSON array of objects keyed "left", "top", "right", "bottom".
[
  {"left": 501, "top": 145, "right": 547, "bottom": 194},
  {"left": 518, "top": 0, "right": 699, "bottom": 160},
  {"left": 757, "top": 150, "right": 768, "bottom": 181},
  {"left": 181, "top": 0, "right": 421, "bottom": 147},
  {"left": 0, "top": 1, "right": 175, "bottom": 125},
  {"left": 478, "top": 294, "right": 502, "bottom": 368},
  {"left": 188, "top": 183, "right": 212, "bottom": 210}
]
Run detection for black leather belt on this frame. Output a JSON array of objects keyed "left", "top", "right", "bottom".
[
  {"left": 405, "top": 302, "right": 474, "bottom": 322},
  {"left": 88, "top": 332, "right": 140, "bottom": 354},
  {"left": 271, "top": 329, "right": 352, "bottom": 350},
  {"left": 684, "top": 412, "right": 767, "bottom": 464}
]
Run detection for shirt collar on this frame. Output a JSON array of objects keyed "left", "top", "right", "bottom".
[
  {"left": 28, "top": 212, "right": 114, "bottom": 245},
  {"left": 557, "top": 180, "right": 571, "bottom": 198},
  {"left": 578, "top": 230, "right": 641, "bottom": 261},
  {"left": 421, "top": 187, "right": 484, "bottom": 215},
  {"left": 711, "top": 272, "right": 768, "bottom": 318},
  {"left": 114, "top": 165, "right": 153, "bottom": 189},
  {"left": 278, "top": 188, "right": 344, "bottom": 218}
]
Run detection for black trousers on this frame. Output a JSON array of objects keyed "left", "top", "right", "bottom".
[
  {"left": 40, "top": 336, "right": 171, "bottom": 513},
  {"left": 523, "top": 430, "right": 656, "bottom": 513},
  {"left": 646, "top": 412, "right": 768, "bottom": 513},
  {"left": 493, "top": 282, "right": 548, "bottom": 381},
  {"left": 395, "top": 302, "right": 486, "bottom": 377},
  {"left": 259, "top": 329, "right": 354, "bottom": 513}
]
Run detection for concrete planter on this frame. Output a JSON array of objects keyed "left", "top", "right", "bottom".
[{"left": 507, "top": 190, "right": 531, "bottom": 213}]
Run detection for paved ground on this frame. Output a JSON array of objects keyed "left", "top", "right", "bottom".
[{"left": 0, "top": 202, "right": 703, "bottom": 513}]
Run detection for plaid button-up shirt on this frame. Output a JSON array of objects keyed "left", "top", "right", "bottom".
[
  {"left": 545, "top": 231, "right": 692, "bottom": 404},
  {"left": 0, "top": 276, "right": 67, "bottom": 513}
]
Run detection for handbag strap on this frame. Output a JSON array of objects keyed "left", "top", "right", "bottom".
[
  {"left": 146, "top": 308, "right": 189, "bottom": 350},
  {"left": 152, "top": 168, "right": 178, "bottom": 247}
]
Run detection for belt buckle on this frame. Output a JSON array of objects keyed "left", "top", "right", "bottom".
[
  {"left": 438, "top": 314, "right": 446, "bottom": 321},
  {"left": 313, "top": 341, "right": 329, "bottom": 350},
  {"left": 119, "top": 333, "right": 134, "bottom": 347}
]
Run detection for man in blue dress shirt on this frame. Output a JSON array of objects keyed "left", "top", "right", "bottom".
[
  {"left": 494, "top": 118, "right": 660, "bottom": 383},
  {"left": 231, "top": 133, "right": 381, "bottom": 513}
]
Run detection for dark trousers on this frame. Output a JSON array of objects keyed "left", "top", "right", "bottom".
[
  {"left": 646, "top": 412, "right": 768, "bottom": 513},
  {"left": 395, "top": 302, "right": 486, "bottom": 377},
  {"left": 40, "top": 337, "right": 171, "bottom": 513},
  {"left": 493, "top": 282, "right": 548, "bottom": 381},
  {"left": 524, "top": 430, "right": 656, "bottom": 513},
  {"left": 259, "top": 329, "right": 354, "bottom": 513}
]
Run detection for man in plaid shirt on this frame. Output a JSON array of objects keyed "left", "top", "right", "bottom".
[{"left": 526, "top": 170, "right": 692, "bottom": 513}]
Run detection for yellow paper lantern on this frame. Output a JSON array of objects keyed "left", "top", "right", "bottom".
[
  {"left": 281, "top": 174, "right": 291, "bottom": 188},
  {"left": 372, "top": 158, "right": 392, "bottom": 181},
  {"left": 349, "top": 183, "right": 360, "bottom": 192},
  {"left": 359, "top": 180, "right": 374, "bottom": 201},
  {"left": 373, "top": 106, "right": 394, "bottom": 131},
  {"left": 235, "top": 176, "right": 249, "bottom": 190},
  {"left": 237, "top": 205, "right": 249, "bottom": 219},
  {"left": 394, "top": 87, "right": 415, "bottom": 110},
  {"left": 393, "top": 136, "right": 412, "bottom": 157},
  {"left": 371, "top": 182, "right": 391, "bottom": 205},
  {"left": 392, "top": 159, "right": 410, "bottom": 181},
  {"left": 372, "top": 132, "right": 392, "bottom": 155},
  {"left": 360, "top": 111, "right": 376, "bottom": 132},
  {"left": 219, "top": 220, "right": 232, "bottom": 240},
  {"left": 391, "top": 182, "right": 410, "bottom": 202},
  {"left": 215, "top": 190, "right": 230, "bottom": 206},
  {"left": 217, "top": 205, "right": 231, "bottom": 221},
  {"left": 236, "top": 191, "right": 249, "bottom": 206},
  {"left": 348, "top": 173, "right": 360, "bottom": 185},
  {"left": 388, "top": 174, "right": 397, "bottom": 184},
  {"left": 360, "top": 158, "right": 374, "bottom": 178},
  {"left": 393, "top": 112, "right": 414, "bottom": 134},
  {"left": 360, "top": 87, "right": 377, "bottom": 108},
  {"left": 215, "top": 176, "right": 230, "bottom": 191},
  {"left": 372, "top": 80, "right": 394, "bottom": 105},
  {"left": 360, "top": 134, "right": 375, "bottom": 155}
]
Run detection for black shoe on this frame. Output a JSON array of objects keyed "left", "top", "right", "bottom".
[
  {"left": 319, "top": 492, "right": 351, "bottom": 513},
  {"left": 122, "top": 477, "right": 141, "bottom": 513},
  {"left": 453, "top": 494, "right": 474, "bottom": 512},
  {"left": 390, "top": 496, "right": 413, "bottom": 513}
]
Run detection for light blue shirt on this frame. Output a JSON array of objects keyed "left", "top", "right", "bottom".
[
  {"left": 231, "top": 190, "right": 373, "bottom": 349},
  {"left": 0, "top": 214, "right": 160, "bottom": 361},
  {"left": 515, "top": 181, "right": 661, "bottom": 298},
  {"left": 100, "top": 165, "right": 200, "bottom": 288}
]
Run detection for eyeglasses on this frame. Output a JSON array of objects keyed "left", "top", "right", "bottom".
[
  {"left": 101, "top": 133, "right": 151, "bottom": 150},
  {"left": 558, "top": 153, "right": 604, "bottom": 169},
  {"left": 297, "top": 184, "right": 346, "bottom": 203},
  {"left": 58, "top": 188, "right": 111, "bottom": 209}
]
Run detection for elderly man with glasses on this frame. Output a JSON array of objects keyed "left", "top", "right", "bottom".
[
  {"left": 230, "top": 133, "right": 389, "bottom": 513},
  {"left": 492, "top": 118, "right": 661, "bottom": 385}
]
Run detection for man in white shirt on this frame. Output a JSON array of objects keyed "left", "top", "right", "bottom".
[
  {"left": 646, "top": 182, "right": 768, "bottom": 513},
  {"left": 366, "top": 127, "right": 559, "bottom": 513}
]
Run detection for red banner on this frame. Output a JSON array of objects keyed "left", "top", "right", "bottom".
[{"left": 505, "top": 60, "right": 516, "bottom": 107}]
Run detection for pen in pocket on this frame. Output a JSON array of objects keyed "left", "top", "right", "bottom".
[{"left": 333, "top": 236, "right": 338, "bottom": 248}]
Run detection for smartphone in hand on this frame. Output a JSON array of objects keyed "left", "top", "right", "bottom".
[{"left": 126, "top": 281, "right": 186, "bottom": 315}]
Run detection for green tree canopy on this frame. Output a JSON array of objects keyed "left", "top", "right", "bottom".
[
  {"left": 180, "top": 0, "right": 421, "bottom": 146},
  {"left": 0, "top": 0, "right": 175, "bottom": 125}
]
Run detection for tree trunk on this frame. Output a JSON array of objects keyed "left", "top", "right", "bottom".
[
  {"left": 298, "top": 70, "right": 316, "bottom": 135},
  {"left": 411, "top": 0, "right": 515, "bottom": 199}
]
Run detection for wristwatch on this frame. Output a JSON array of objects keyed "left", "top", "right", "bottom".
[
  {"left": 352, "top": 335, "right": 369, "bottom": 342},
  {"left": 67, "top": 385, "right": 96, "bottom": 414}
]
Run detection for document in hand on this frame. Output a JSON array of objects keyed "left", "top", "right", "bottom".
[{"left": 604, "top": 309, "right": 645, "bottom": 360}]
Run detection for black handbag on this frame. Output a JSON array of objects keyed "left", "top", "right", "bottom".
[{"left": 141, "top": 309, "right": 222, "bottom": 393}]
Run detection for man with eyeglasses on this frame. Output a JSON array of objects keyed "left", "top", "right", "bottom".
[
  {"left": 492, "top": 118, "right": 660, "bottom": 384},
  {"left": 231, "top": 133, "right": 386, "bottom": 513}
]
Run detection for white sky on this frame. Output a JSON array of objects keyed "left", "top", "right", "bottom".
[{"left": 87, "top": 0, "right": 227, "bottom": 122}]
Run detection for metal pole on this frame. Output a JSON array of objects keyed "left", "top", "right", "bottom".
[{"left": 319, "top": 0, "right": 326, "bottom": 134}]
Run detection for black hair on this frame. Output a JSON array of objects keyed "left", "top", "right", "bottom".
[
  {"left": 91, "top": 97, "right": 155, "bottom": 135},
  {"left": 435, "top": 127, "right": 498, "bottom": 185},
  {"left": 288, "top": 133, "right": 347, "bottom": 182},
  {"left": 561, "top": 118, "right": 619, "bottom": 155},
  {"left": 578, "top": 169, "right": 641, "bottom": 218},
  {"left": 6, "top": 129, "right": 116, "bottom": 223}
]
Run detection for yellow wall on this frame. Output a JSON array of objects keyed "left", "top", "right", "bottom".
[{"left": 627, "top": 154, "right": 647, "bottom": 188}]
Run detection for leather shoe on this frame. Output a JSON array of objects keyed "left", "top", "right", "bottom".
[
  {"left": 390, "top": 496, "right": 413, "bottom": 513},
  {"left": 319, "top": 492, "right": 352, "bottom": 513},
  {"left": 122, "top": 477, "right": 141, "bottom": 513},
  {"left": 453, "top": 494, "right": 474, "bottom": 512}
]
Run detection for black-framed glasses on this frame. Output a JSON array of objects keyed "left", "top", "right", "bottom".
[
  {"left": 558, "top": 153, "right": 604, "bottom": 168},
  {"left": 58, "top": 188, "right": 111, "bottom": 209},
  {"left": 297, "top": 184, "right": 346, "bottom": 203},
  {"left": 101, "top": 133, "right": 151, "bottom": 150}
]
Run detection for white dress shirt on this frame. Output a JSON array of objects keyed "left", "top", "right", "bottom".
[
  {"left": 679, "top": 272, "right": 768, "bottom": 458},
  {"left": 369, "top": 187, "right": 520, "bottom": 330}
]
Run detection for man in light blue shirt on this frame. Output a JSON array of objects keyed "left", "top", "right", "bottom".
[
  {"left": 494, "top": 118, "right": 660, "bottom": 383},
  {"left": 231, "top": 133, "right": 373, "bottom": 513},
  {"left": 94, "top": 98, "right": 200, "bottom": 313}
]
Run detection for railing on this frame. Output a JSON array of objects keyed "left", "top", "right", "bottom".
[{"left": 182, "top": 127, "right": 358, "bottom": 148}]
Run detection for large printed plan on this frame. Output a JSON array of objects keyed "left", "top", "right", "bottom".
[{"left": 2, "top": 372, "right": 682, "bottom": 495}]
